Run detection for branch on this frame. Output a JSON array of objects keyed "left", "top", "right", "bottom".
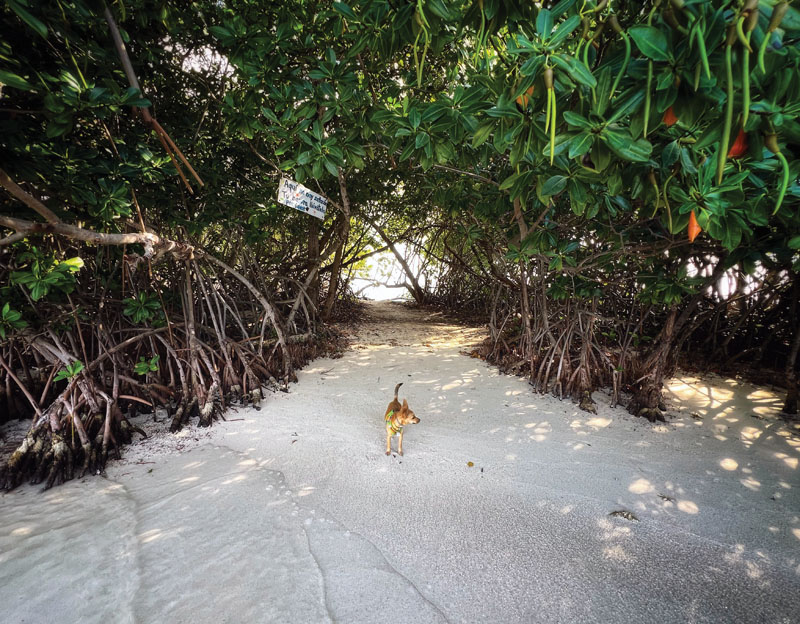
[
  {"left": 104, "top": 6, "right": 148, "bottom": 118},
  {"left": 0, "top": 231, "right": 26, "bottom": 246},
  {"left": 0, "top": 214, "right": 195, "bottom": 261},
  {"left": 0, "top": 169, "right": 60, "bottom": 224},
  {"left": 103, "top": 7, "right": 203, "bottom": 190}
]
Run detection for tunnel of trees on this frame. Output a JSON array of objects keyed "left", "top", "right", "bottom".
[{"left": 1, "top": 0, "right": 798, "bottom": 489}]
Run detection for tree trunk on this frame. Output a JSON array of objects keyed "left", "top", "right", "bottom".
[
  {"left": 307, "top": 219, "right": 320, "bottom": 309},
  {"left": 783, "top": 313, "right": 800, "bottom": 415},
  {"left": 628, "top": 257, "right": 728, "bottom": 421},
  {"left": 627, "top": 308, "right": 677, "bottom": 422},
  {"left": 512, "top": 199, "right": 533, "bottom": 356},
  {"left": 361, "top": 215, "right": 426, "bottom": 304},
  {"left": 321, "top": 169, "right": 351, "bottom": 320}
]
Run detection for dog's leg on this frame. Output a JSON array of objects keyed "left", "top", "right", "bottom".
[
  {"left": 398, "top": 430, "right": 404, "bottom": 456},
  {"left": 385, "top": 430, "right": 392, "bottom": 455}
]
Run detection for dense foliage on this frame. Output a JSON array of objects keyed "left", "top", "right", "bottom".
[{"left": 1, "top": 0, "right": 798, "bottom": 488}]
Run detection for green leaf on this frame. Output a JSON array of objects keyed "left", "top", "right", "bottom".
[
  {"left": 541, "top": 175, "right": 568, "bottom": 196},
  {"left": 551, "top": 0, "right": 579, "bottom": 19},
  {"left": 0, "top": 69, "right": 35, "bottom": 91},
  {"left": 788, "top": 236, "right": 800, "bottom": 250},
  {"left": 520, "top": 55, "right": 545, "bottom": 77},
  {"left": 208, "top": 25, "right": 233, "bottom": 41},
  {"left": 551, "top": 54, "right": 596, "bottom": 88},
  {"left": 426, "top": 0, "right": 453, "bottom": 20},
  {"left": 536, "top": 9, "right": 554, "bottom": 38},
  {"left": 606, "top": 89, "right": 646, "bottom": 123},
  {"left": 662, "top": 141, "right": 680, "bottom": 168},
  {"left": 312, "top": 120, "right": 323, "bottom": 142},
  {"left": 547, "top": 15, "right": 581, "bottom": 49},
  {"left": 562, "top": 112, "right": 592, "bottom": 129},
  {"left": 332, "top": 2, "right": 357, "bottom": 19},
  {"left": 604, "top": 131, "right": 653, "bottom": 162},
  {"left": 628, "top": 26, "right": 670, "bottom": 62},
  {"left": 472, "top": 122, "right": 494, "bottom": 148},
  {"left": 568, "top": 133, "right": 594, "bottom": 158},
  {"left": 8, "top": 0, "right": 48, "bottom": 39},
  {"left": 323, "top": 158, "right": 339, "bottom": 177},
  {"left": 499, "top": 171, "right": 523, "bottom": 191},
  {"left": 60, "top": 257, "right": 84, "bottom": 272}
]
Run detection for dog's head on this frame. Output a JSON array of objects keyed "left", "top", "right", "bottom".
[{"left": 397, "top": 399, "right": 420, "bottom": 425}]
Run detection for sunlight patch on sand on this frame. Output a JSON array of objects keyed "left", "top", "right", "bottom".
[
  {"left": 628, "top": 478, "right": 654, "bottom": 494},
  {"left": 677, "top": 500, "right": 699, "bottom": 514}
]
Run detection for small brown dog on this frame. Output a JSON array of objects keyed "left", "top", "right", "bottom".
[{"left": 385, "top": 382, "right": 420, "bottom": 456}]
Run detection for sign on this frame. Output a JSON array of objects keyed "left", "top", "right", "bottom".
[{"left": 277, "top": 178, "right": 327, "bottom": 220}]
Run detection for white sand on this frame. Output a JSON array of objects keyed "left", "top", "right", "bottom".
[{"left": 1, "top": 301, "right": 799, "bottom": 623}]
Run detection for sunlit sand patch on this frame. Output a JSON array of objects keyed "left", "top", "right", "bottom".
[
  {"left": 773, "top": 452, "right": 798, "bottom": 470},
  {"left": 628, "top": 478, "right": 654, "bottom": 494},
  {"left": 222, "top": 474, "right": 247, "bottom": 485},
  {"left": 603, "top": 545, "right": 631, "bottom": 562},
  {"left": 784, "top": 437, "right": 800, "bottom": 450},
  {"left": 740, "top": 477, "right": 761, "bottom": 491},
  {"left": 720, "top": 458, "right": 739, "bottom": 471},
  {"left": 139, "top": 529, "right": 166, "bottom": 544},
  {"left": 532, "top": 422, "right": 552, "bottom": 434},
  {"left": 740, "top": 426, "right": 763, "bottom": 443},
  {"left": 666, "top": 374, "right": 783, "bottom": 422},
  {"left": 99, "top": 483, "right": 126, "bottom": 493},
  {"left": 677, "top": 500, "right": 699, "bottom": 514},
  {"left": 748, "top": 388, "right": 780, "bottom": 402},
  {"left": 745, "top": 561, "right": 764, "bottom": 579}
]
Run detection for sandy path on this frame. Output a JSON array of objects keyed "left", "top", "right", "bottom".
[{"left": 2, "top": 300, "right": 799, "bottom": 623}]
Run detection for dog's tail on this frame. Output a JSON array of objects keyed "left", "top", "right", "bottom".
[{"left": 393, "top": 382, "right": 403, "bottom": 399}]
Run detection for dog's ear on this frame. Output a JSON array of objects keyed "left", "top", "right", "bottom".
[{"left": 401, "top": 398, "right": 408, "bottom": 410}]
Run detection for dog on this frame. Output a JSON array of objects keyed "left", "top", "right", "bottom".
[{"left": 384, "top": 382, "right": 420, "bottom": 456}]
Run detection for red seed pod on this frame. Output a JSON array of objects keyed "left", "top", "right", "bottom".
[
  {"left": 663, "top": 106, "right": 678, "bottom": 127},
  {"left": 688, "top": 210, "right": 702, "bottom": 242},
  {"left": 515, "top": 86, "right": 535, "bottom": 109},
  {"left": 727, "top": 128, "right": 748, "bottom": 159}
]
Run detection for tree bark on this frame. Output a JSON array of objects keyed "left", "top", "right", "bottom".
[
  {"left": 308, "top": 218, "right": 320, "bottom": 309},
  {"left": 783, "top": 278, "right": 800, "bottom": 414},
  {"left": 361, "top": 214, "right": 426, "bottom": 303},
  {"left": 512, "top": 198, "right": 533, "bottom": 356},
  {"left": 628, "top": 257, "right": 728, "bottom": 420},
  {"left": 321, "top": 169, "right": 351, "bottom": 320}
]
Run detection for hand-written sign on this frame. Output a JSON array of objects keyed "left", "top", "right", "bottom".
[{"left": 277, "top": 178, "right": 327, "bottom": 220}]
